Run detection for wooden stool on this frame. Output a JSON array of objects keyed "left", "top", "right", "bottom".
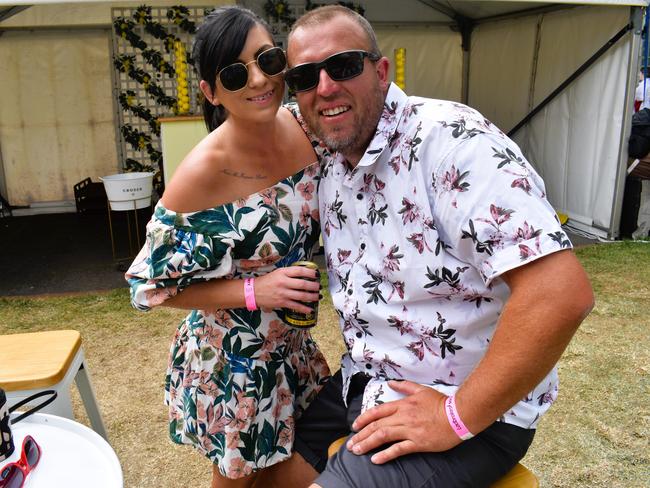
[
  {"left": 0, "top": 330, "right": 108, "bottom": 441},
  {"left": 491, "top": 463, "right": 539, "bottom": 487},
  {"left": 328, "top": 436, "right": 538, "bottom": 487}
]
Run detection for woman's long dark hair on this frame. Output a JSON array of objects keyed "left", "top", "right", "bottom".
[{"left": 192, "top": 6, "right": 274, "bottom": 132}]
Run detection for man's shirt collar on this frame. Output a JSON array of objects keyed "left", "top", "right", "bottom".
[{"left": 356, "top": 83, "right": 409, "bottom": 168}]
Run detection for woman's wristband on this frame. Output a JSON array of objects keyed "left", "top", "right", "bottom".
[
  {"left": 444, "top": 395, "right": 474, "bottom": 441},
  {"left": 244, "top": 278, "right": 257, "bottom": 311}
]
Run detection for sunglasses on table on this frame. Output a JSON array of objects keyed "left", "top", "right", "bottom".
[
  {"left": 285, "top": 50, "right": 380, "bottom": 93},
  {"left": 217, "top": 46, "right": 287, "bottom": 92},
  {"left": 0, "top": 436, "right": 41, "bottom": 488}
]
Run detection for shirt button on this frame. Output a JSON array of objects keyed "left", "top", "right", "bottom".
[
  {"left": 360, "top": 243, "right": 366, "bottom": 250},
  {"left": 356, "top": 332, "right": 362, "bottom": 338},
  {"left": 356, "top": 193, "right": 363, "bottom": 200},
  {"left": 347, "top": 289, "right": 353, "bottom": 295},
  {"left": 365, "top": 363, "right": 372, "bottom": 370}
]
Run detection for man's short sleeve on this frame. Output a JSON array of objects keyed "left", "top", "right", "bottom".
[{"left": 430, "top": 132, "right": 572, "bottom": 286}]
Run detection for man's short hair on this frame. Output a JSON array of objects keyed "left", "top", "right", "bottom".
[{"left": 289, "top": 5, "right": 381, "bottom": 58}]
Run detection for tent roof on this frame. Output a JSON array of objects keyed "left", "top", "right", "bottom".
[
  {"left": 0, "top": 0, "right": 646, "bottom": 12},
  {"left": 0, "top": 1, "right": 645, "bottom": 30},
  {"left": 0, "top": 0, "right": 645, "bottom": 4},
  {"left": 412, "top": 0, "right": 644, "bottom": 23}
]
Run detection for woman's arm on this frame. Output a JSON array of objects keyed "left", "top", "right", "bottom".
[
  {"left": 145, "top": 118, "right": 321, "bottom": 314},
  {"left": 161, "top": 265, "right": 320, "bottom": 313}
]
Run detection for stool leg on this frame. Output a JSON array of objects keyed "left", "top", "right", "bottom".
[
  {"left": 42, "top": 388, "right": 75, "bottom": 419},
  {"left": 75, "top": 361, "right": 109, "bottom": 441}
]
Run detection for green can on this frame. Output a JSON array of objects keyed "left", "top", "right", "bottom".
[{"left": 283, "top": 260, "right": 319, "bottom": 329}]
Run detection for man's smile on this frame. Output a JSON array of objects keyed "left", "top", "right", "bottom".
[{"left": 320, "top": 105, "right": 351, "bottom": 117}]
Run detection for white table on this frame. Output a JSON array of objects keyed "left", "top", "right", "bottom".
[{"left": 1, "top": 413, "right": 122, "bottom": 487}]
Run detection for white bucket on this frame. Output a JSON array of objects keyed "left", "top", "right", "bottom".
[{"left": 100, "top": 172, "right": 154, "bottom": 211}]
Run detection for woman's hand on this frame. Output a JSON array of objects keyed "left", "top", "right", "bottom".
[{"left": 254, "top": 266, "right": 321, "bottom": 313}]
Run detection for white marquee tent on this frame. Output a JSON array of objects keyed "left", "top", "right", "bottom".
[
  {"left": 353, "top": 0, "right": 646, "bottom": 241},
  {"left": 0, "top": 0, "right": 646, "bottom": 239}
]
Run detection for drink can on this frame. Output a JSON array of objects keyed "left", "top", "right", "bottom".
[
  {"left": 283, "top": 261, "right": 319, "bottom": 329},
  {"left": 0, "top": 388, "right": 14, "bottom": 462}
]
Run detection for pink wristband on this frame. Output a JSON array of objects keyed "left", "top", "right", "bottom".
[
  {"left": 444, "top": 395, "right": 474, "bottom": 441},
  {"left": 244, "top": 278, "right": 257, "bottom": 311}
]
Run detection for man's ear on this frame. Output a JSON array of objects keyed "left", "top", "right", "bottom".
[
  {"left": 375, "top": 56, "right": 390, "bottom": 91},
  {"left": 199, "top": 80, "right": 219, "bottom": 106}
]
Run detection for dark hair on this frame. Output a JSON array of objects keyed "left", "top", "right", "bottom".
[{"left": 192, "top": 6, "right": 273, "bottom": 131}]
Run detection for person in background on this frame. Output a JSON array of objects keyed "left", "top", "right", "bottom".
[
  {"left": 125, "top": 6, "right": 330, "bottom": 487},
  {"left": 635, "top": 68, "right": 648, "bottom": 112},
  {"left": 260, "top": 5, "right": 595, "bottom": 487}
]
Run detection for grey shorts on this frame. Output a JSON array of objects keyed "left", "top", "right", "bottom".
[{"left": 293, "top": 370, "right": 535, "bottom": 488}]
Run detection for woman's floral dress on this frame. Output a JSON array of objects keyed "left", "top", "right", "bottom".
[{"left": 125, "top": 109, "right": 330, "bottom": 478}]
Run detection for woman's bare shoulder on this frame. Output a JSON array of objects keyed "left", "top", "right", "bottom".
[
  {"left": 278, "top": 105, "right": 318, "bottom": 168},
  {"left": 161, "top": 132, "right": 228, "bottom": 212}
]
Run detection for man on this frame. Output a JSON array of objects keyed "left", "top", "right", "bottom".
[{"left": 263, "top": 5, "right": 594, "bottom": 487}]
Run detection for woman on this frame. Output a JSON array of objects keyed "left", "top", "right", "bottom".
[{"left": 125, "top": 6, "right": 330, "bottom": 487}]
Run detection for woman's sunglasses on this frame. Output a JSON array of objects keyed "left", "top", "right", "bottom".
[
  {"left": 0, "top": 436, "right": 41, "bottom": 488},
  {"left": 285, "top": 50, "right": 380, "bottom": 93},
  {"left": 217, "top": 46, "right": 286, "bottom": 92}
]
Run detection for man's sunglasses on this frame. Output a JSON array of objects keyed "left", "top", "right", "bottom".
[
  {"left": 217, "top": 46, "right": 286, "bottom": 92},
  {"left": 285, "top": 50, "right": 380, "bottom": 93},
  {"left": 0, "top": 436, "right": 41, "bottom": 488}
]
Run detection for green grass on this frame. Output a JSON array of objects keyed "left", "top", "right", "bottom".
[
  {"left": 0, "top": 242, "right": 648, "bottom": 487},
  {"left": 524, "top": 242, "right": 650, "bottom": 487}
]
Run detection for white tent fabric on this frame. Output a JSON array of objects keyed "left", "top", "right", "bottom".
[
  {"left": 467, "top": 5, "right": 630, "bottom": 233},
  {"left": 468, "top": 14, "right": 539, "bottom": 132},
  {"left": 373, "top": 2, "right": 639, "bottom": 238},
  {"left": 0, "top": 30, "right": 118, "bottom": 206},
  {"left": 376, "top": 26, "right": 462, "bottom": 102},
  {"left": 526, "top": 12, "right": 629, "bottom": 231},
  {"left": 0, "top": 0, "right": 644, "bottom": 236},
  {"left": 0, "top": 0, "right": 229, "bottom": 209}
]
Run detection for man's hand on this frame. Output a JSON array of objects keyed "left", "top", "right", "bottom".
[{"left": 346, "top": 380, "right": 461, "bottom": 464}]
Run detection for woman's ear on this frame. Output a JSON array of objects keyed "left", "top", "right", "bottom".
[{"left": 199, "top": 80, "right": 219, "bottom": 106}]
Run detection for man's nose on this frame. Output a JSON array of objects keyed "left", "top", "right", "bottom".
[{"left": 315, "top": 68, "right": 339, "bottom": 97}]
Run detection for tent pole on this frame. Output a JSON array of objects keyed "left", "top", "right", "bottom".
[
  {"left": 462, "top": 49, "right": 470, "bottom": 104},
  {"left": 0, "top": 6, "right": 30, "bottom": 23},
  {"left": 609, "top": 6, "right": 644, "bottom": 239},
  {"left": 108, "top": 11, "right": 125, "bottom": 175},
  {"left": 458, "top": 18, "right": 473, "bottom": 104},
  {"left": 0, "top": 138, "right": 7, "bottom": 206},
  {"left": 415, "top": 0, "right": 473, "bottom": 103},
  {"left": 528, "top": 16, "right": 543, "bottom": 115}
]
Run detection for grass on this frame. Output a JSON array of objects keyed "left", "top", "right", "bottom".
[{"left": 0, "top": 242, "right": 648, "bottom": 487}]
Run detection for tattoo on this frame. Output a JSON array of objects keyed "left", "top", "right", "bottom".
[{"left": 222, "top": 169, "right": 266, "bottom": 180}]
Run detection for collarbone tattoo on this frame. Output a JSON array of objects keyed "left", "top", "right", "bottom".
[{"left": 222, "top": 168, "right": 266, "bottom": 180}]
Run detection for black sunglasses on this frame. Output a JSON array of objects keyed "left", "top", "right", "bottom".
[
  {"left": 285, "top": 50, "right": 380, "bottom": 93},
  {"left": 217, "top": 46, "right": 286, "bottom": 92}
]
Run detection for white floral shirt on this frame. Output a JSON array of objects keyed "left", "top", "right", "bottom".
[{"left": 319, "top": 83, "right": 572, "bottom": 429}]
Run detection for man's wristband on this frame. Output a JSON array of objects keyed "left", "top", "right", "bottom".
[
  {"left": 244, "top": 278, "right": 257, "bottom": 311},
  {"left": 444, "top": 395, "right": 474, "bottom": 441}
]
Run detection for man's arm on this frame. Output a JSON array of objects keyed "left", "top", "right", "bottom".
[{"left": 347, "top": 249, "right": 594, "bottom": 464}]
